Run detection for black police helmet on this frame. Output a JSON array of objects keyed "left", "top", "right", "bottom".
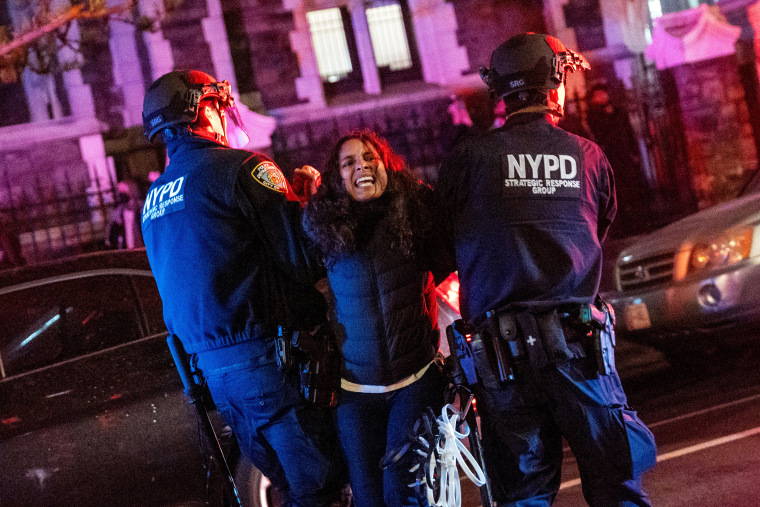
[
  {"left": 142, "top": 70, "right": 222, "bottom": 142},
  {"left": 480, "top": 33, "right": 589, "bottom": 102}
]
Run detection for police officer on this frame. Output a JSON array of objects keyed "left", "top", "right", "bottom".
[
  {"left": 436, "top": 34, "right": 657, "bottom": 506},
  {"left": 141, "top": 70, "right": 344, "bottom": 506}
]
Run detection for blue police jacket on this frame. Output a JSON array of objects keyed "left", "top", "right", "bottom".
[
  {"left": 436, "top": 112, "right": 616, "bottom": 325},
  {"left": 141, "top": 135, "right": 325, "bottom": 355}
]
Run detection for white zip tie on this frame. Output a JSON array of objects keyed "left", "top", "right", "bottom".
[{"left": 427, "top": 404, "right": 487, "bottom": 507}]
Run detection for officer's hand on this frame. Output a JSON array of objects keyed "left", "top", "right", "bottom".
[{"left": 292, "top": 165, "right": 321, "bottom": 203}]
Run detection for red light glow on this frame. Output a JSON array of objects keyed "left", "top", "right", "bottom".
[{"left": 435, "top": 272, "right": 461, "bottom": 315}]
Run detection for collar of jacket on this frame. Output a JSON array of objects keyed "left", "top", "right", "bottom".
[
  {"left": 501, "top": 110, "right": 553, "bottom": 130},
  {"left": 166, "top": 135, "right": 227, "bottom": 159}
]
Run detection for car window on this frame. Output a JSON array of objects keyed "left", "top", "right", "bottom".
[
  {"left": 132, "top": 275, "right": 167, "bottom": 336},
  {"left": 0, "top": 275, "right": 142, "bottom": 377}
]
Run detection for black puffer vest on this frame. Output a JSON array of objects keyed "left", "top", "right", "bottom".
[{"left": 326, "top": 203, "right": 439, "bottom": 386}]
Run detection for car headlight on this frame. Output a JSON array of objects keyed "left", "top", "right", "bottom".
[{"left": 687, "top": 227, "right": 754, "bottom": 275}]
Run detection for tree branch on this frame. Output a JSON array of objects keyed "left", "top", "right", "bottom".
[
  {"left": 0, "top": 4, "right": 84, "bottom": 58},
  {"left": 0, "top": 1, "right": 135, "bottom": 58}
]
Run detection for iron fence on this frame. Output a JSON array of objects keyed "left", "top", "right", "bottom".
[
  {"left": 271, "top": 95, "right": 456, "bottom": 186},
  {"left": 0, "top": 170, "right": 119, "bottom": 266}
]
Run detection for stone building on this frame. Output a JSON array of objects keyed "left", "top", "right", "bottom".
[
  {"left": 549, "top": 0, "right": 760, "bottom": 219},
  {"left": 0, "top": 0, "right": 549, "bottom": 260},
  {"left": 2, "top": 0, "right": 760, "bottom": 261}
]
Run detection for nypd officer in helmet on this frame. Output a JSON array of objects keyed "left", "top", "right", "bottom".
[
  {"left": 436, "top": 34, "right": 657, "bottom": 506},
  {"left": 141, "top": 70, "right": 345, "bottom": 506}
]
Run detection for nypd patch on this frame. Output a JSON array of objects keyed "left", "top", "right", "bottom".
[
  {"left": 500, "top": 153, "right": 581, "bottom": 199},
  {"left": 142, "top": 174, "right": 186, "bottom": 227},
  {"left": 251, "top": 161, "right": 287, "bottom": 194}
]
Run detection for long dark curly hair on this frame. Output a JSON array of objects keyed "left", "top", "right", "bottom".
[{"left": 303, "top": 130, "right": 434, "bottom": 267}]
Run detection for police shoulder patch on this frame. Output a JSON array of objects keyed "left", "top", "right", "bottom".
[{"left": 251, "top": 160, "right": 287, "bottom": 194}]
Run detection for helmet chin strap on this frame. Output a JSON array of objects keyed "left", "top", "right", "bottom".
[
  {"left": 193, "top": 104, "right": 230, "bottom": 146},
  {"left": 211, "top": 131, "right": 230, "bottom": 146},
  {"left": 546, "top": 97, "right": 564, "bottom": 118},
  {"left": 192, "top": 127, "right": 229, "bottom": 146}
]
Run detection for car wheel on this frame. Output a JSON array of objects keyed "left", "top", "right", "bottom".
[
  {"left": 234, "top": 457, "right": 284, "bottom": 507},
  {"left": 233, "top": 457, "right": 350, "bottom": 507}
]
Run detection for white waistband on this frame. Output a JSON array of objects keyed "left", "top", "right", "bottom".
[{"left": 341, "top": 361, "right": 433, "bottom": 394}]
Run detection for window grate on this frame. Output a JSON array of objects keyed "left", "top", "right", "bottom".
[
  {"left": 366, "top": 4, "right": 412, "bottom": 71},
  {"left": 306, "top": 8, "right": 354, "bottom": 83}
]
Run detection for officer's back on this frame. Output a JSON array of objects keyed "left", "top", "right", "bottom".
[
  {"left": 436, "top": 33, "right": 654, "bottom": 507},
  {"left": 139, "top": 69, "right": 345, "bottom": 507},
  {"left": 142, "top": 136, "right": 325, "bottom": 352},
  {"left": 443, "top": 112, "right": 615, "bottom": 325}
]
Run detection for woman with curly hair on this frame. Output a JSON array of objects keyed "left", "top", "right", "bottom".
[{"left": 302, "top": 131, "right": 450, "bottom": 507}]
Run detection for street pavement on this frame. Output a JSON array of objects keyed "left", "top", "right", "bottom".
[{"left": 456, "top": 340, "right": 760, "bottom": 506}]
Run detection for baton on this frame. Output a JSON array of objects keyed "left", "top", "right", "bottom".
[
  {"left": 167, "top": 335, "right": 242, "bottom": 507},
  {"left": 459, "top": 390, "right": 494, "bottom": 507}
]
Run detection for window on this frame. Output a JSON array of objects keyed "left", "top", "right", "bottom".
[
  {"left": 0, "top": 4, "right": 31, "bottom": 126},
  {"left": 132, "top": 274, "right": 167, "bottom": 336},
  {"left": 563, "top": 0, "right": 606, "bottom": 52},
  {"left": 650, "top": 0, "right": 714, "bottom": 18},
  {"left": 0, "top": 82, "right": 31, "bottom": 127},
  {"left": 0, "top": 275, "right": 142, "bottom": 377},
  {"left": 305, "top": 0, "right": 421, "bottom": 97},
  {"left": 366, "top": 0, "right": 421, "bottom": 86},
  {"left": 649, "top": 0, "right": 663, "bottom": 19},
  {"left": 366, "top": 3, "right": 413, "bottom": 71},
  {"left": 307, "top": 8, "right": 354, "bottom": 83},
  {"left": 307, "top": 7, "right": 363, "bottom": 96}
]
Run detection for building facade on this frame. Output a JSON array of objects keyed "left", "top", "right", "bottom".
[{"left": 1, "top": 0, "right": 760, "bottom": 262}]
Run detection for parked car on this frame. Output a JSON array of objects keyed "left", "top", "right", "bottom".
[
  {"left": 0, "top": 249, "right": 268, "bottom": 507},
  {"left": 608, "top": 171, "right": 760, "bottom": 365}
]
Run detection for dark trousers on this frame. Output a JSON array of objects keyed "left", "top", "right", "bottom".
[
  {"left": 336, "top": 366, "right": 445, "bottom": 507},
  {"left": 205, "top": 345, "right": 345, "bottom": 507},
  {"left": 474, "top": 357, "right": 656, "bottom": 507}
]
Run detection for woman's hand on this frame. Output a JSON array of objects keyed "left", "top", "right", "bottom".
[{"left": 292, "top": 165, "right": 322, "bottom": 203}]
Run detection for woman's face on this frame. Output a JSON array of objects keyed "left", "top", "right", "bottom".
[{"left": 338, "top": 138, "right": 388, "bottom": 201}]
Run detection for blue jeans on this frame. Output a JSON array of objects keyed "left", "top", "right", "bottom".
[
  {"left": 336, "top": 366, "right": 446, "bottom": 507},
  {"left": 204, "top": 341, "right": 345, "bottom": 507},
  {"left": 474, "top": 357, "right": 656, "bottom": 507}
]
